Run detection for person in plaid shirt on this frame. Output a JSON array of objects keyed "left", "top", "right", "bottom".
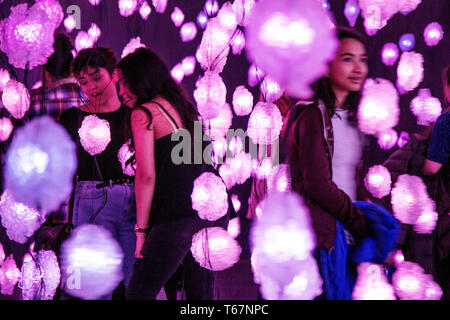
[{"left": 29, "top": 32, "right": 87, "bottom": 120}]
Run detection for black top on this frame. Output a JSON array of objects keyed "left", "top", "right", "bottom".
[{"left": 59, "top": 105, "right": 133, "bottom": 182}]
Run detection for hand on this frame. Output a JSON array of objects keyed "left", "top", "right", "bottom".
[{"left": 135, "top": 232, "right": 147, "bottom": 259}]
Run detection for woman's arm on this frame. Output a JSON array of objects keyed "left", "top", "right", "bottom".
[{"left": 131, "top": 106, "right": 156, "bottom": 258}]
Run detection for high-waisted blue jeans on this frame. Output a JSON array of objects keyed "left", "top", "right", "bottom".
[{"left": 70, "top": 181, "right": 136, "bottom": 298}]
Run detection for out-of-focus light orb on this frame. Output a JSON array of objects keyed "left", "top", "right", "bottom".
[
  {"left": 88, "top": 0, "right": 102, "bottom": 5},
  {"left": 217, "top": 1, "right": 238, "bottom": 31},
  {"left": 118, "top": 139, "right": 136, "bottom": 176},
  {"left": 20, "top": 250, "right": 60, "bottom": 300},
  {"left": 118, "top": 0, "right": 138, "bottom": 17},
  {"left": 364, "top": 165, "right": 392, "bottom": 199},
  {"left": 0, "top": 69, "right": 10, "bottom": 91},
  {"left": 392, "top": 261, "right": 427, "bottom": 300},
  {"left": 232, "top": 0, "right": 256, "bottom": 27},
  {"left": 0, "top": 243, "right": 4, "bottom": 265},
  {"left": 0, "top": 190, "right": 43, "bottom": 244},
  {"left": 0, "top": 4, "right": 56, "bottom": 70},
  {"left": 357, "top": 78, "right": 399, "bottom": 136},
  {"left": 203, "top": 103, "right": 233, "bottom": 140},
  {"left": 399, "top": 33, "right": 415, "bottom": 52},
  {"left": 232, "top": 85, "right": 254, "bottom": 116},
  {"left": 344, "top": 0, "right": 360, "bottom": 27},
  {"left": 391, "top": 174, "right": 431, "bottom": 225},
  {"left": 171, "top": 6, "right": 184, "bottom": 27},
  {"left": 398, "top": 0, "right": 422, "bottom": 15},
  {"left": 397, "top": 51, "right": 423, "bottom": 92},
  {"left": 180, "top": 22, "right": 197, "bottom": 42},
  {"left": 353, "top": 263, "right": 396, "bottom": 300},
  {"left": 229, "top": 151, "right": 253, "bottom": 185},
  {"left": 218, "top": 161, "right": 236, "bottom": 190},
  {"left": 230, "top": 194, "right": 241, "bottom": 213},
  {"left": 194, "top": 70, "right": 227, "bottom": 120},
  {"left": 60, "top": 224, "right": 124, "bottom": 300},
  {"left": 254, "top": 158, "right": 274, "bottom": 180},
  {"left": 191, "top": 227, "right": 242, "bottom": 271},
  {"left": 33, "top": 0, "right": 64, "bottom": 29},
  {"left": 2, "top": 79, "right": 30, "bottom": 119},
  {"left": 5, "top": 116, "right": 77, "bottom": 214},
  {"left": 170, "top": 63, "right": 184, "bottom": 84},
  {"left": 423, "top": 22, "right": 443, "bottom": 46},
  {"left": 0, "top": 118, "right": 13, "bottom": 142},
  {"left": 181, "top": 56, "right": 196, "bottom": 76},
  {"left": 152, "top": 0, "right": 167, "bottom": 13},
  {"left": 139, "top": 1, "right": 152, "bottom": 20},
  {"left": 227, "top": 216, "right": 241, "bottom": 238},
  {"left": 248, "top": 64, "right": 265, "bottom": 87},
  {"left": 87, "top": 23, "right": 101, "bottom": 43},
  {"left": 414, "top": 207, "right": 438, "bottom": 234},
  {"left": 245, "top": 0, "right": 338, "bottom": 98},
  {"left": 63, "top": 14, "right": 76, "bottom": 32},
  {"left": 78, "top": 115, "right": 111, "bottom": 156},
  {"left": 196, "top": 11, "right": 208, "bottom": 29},
  {"left": 121, "top": 36, "right": 146, "bottom": 59},
  {"left": 191, "top": 172, "right": 228, "bottom": 221},
  {"left": 381, "top": 42, "right": 399, "bottom": 66},
  {"left": 410, "top": 88, "right": 441, "bottom": 126},
  {"left": 228, "top": 135, "right": 244, "bottom": 157},
  {"left": 230, "top": 29, "right": 246, "bottom": 55},
  {"left": 377, "top": 129, "right": 398, "bottom": 150},
  {"left": 204, "top": 0, "right": 219, "bottom": 17},
  {"left": 423, "top": 274, "right": 443, "bottom": 300},
  {"left": 260, "top": 76, "right": 283, "bottom": 103},
  {"left": 74, "top": 31, "right": 94, "bottom": 52},
  {"left": 0, "top": 255, "right": 21, "bottom": 295},
  {"left": 397, "top": 131, "right": 410, "bottom": 148},
  {"left": 393, "top": 249, "right": 405, "bottom": 267},
  {"left": 247, "top": 102, "right": 283, "bottom": 145},
  {"left": 267, "top": 164, "right": 291, "bottom": 194}
]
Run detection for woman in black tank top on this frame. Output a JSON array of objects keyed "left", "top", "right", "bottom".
[{"left": 117, "top": 48, "right": 231, "bottom": 300}]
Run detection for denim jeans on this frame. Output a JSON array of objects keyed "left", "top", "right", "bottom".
[
  {"left": 69, "top": 181, "right": 136, "bottom": 299},
  {"left": 126, "top": 215, "right": 228, "bottom": 300}
]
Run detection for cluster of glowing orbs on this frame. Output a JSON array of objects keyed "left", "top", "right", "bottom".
[
  {"left": 121, "top": 36, "right": 146, "bottom": 59},
  {"left": 194, "top": 71, "right": 227, "bottom": 120},
  {"left": 410, "top": 88, "right": 442, "bottom": 126},
  {"left": 20, "top": 250, "right": 60, "bottom": 300},
  {"left": 0, "top": 117, "right": 14, "bottom": 142},
  {"left": 118, "top": 139, "right": 136, "bottom": 176},
  {"left": 190, "top": 227, "right": 242, "bottom": 271},
  {"left": 171, "top": 6, "right": 184, "bottom": 27},
  {"left": 0, "top": 255, "right": 21, "bottom": 295},
  {"left": 397, "top": 51, "right": 424, "bottom": 92},
  {"left": 245, "top": 0, "right": 338, "bottom": 98},
  {"left": 0, "top": 190, "right": 43, "bottom": 244},
  {"left": 357, "top": 78, "right": 399, "bottom": 136},
  {"left": 377, "top": 129, "right": 398, "bottom": 150},
  {"left": 352, "top": 263, "right": 396, "bottom": 300},
  {"left": 180, "top": 22, "right": 197, "bottom": 42},
  {"left": 5, "top": 116, "right": 77, "bottom": 214},
  {"left": 0, "top": 3, "right": 57, "bottom": 69},
  {"left": 232, "top": 85, "right": 254, "bottom": 116},
  {"left": 381, "top": 43, "right": 399, "bottom": 66},
  {"left": 78, "top": 115, "right": 112, "bottom": 156},
  {"left": 247, "top": 102, "right": 283, "bottom": 145},
  {"left": 423, "top": 22, "right": 444, "bottom": 47},
  {"left": 191, "top": 172, "right": 229, "bottom": 221},
  {"left": 2, "top": 79, "right": 30, "bottom": 119},
  {"left": 60, "top": 224, "right": 124, "bottom": 300},
  {"left": 364, "top": 165, "right": 392, "bottom": 199}
]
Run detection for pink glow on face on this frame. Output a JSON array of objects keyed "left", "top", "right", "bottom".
[
  {"left": 424, "top": 22, "right": 443, "bottom": 46},
  {"left": 377, "top": 129, "right": 398, "bottom": 150},
  {"left": 171, "top": 6, "right": 184, "bottom": 27},
  {"left": 381, "top": 43, "right": 399, "bottom": 66},
  {"left": 180, "top": 22, "right": 197, "bottom": 42}
]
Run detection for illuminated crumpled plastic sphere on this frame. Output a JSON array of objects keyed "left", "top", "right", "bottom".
[
  {"left": 0, "top": 3, "right": 56, "bottom": 69},
  {"left": 392, "top": 261, "right": 427, "bottom": 300},
  {"left": 78, "top": 115, "right": 111, "bottom": 156},
  {"left": 0, "top": 68, "right": 10, "bottom": 91},
  {"left": 5, "top": 116, "right": 77, "bottom": 214},
  {"left": 194, "top": 71, "right": 227, "bottom": 120},
  {"left": 0, "top": 117, "right": 13, "bottom": 142},
  {"left": 232, "top": 0, "right": 255, "bottom": 27},
  {"left": 381, "top": 42, "right": 399, "bottom": 66},
  {"left": 353, "top": 263, "right": 396, "bottom": 300},
  {"left": 190, "top": 226, "right": 242, "bottom": 271},
  {"left": 121, "top": 36, "right": 146, "bottom": 59},
  {"left": 171, "top": 6, "right": 184, "bottom": 27},
  {"left": 247, "top": 102, "right": 283, "bottom": 145},
  {"left": 118, "top": 139, "right": 136, "bottom": 176},
  {"left": 180, "top": 22, "right": 197, "bottom": 42},
  {"left": 359, "top": 0, "right": 398, "bottom": 35},
  {"left": 202, "top": 103, "right": 233, "bottom": 140},
  {"left": 0, "top": 190, "right": 44, "bottom": 244},
  {"left": 232, "top": 85, "right": 254, "bottom": 116},
  {"left": 33, "top": 0, "right": 64, "bottom": 29},
  {"left": 423, "top": 22, "right": 444, "bottom": 47},
  {"left": 118, "top": 0, "right": 138, "bottom": 17},
  {"left": 266, "top": 164, "right": 291, "bottom": 194},
  {"left": 0, "top": 255, "right": 21, "bottom": 295},
  {"left": 397, "top": 51, "right": 424, "bottom": 92},
  {"left": 413, "top": 208, "right": 438, "bottom": 234},
  {"left": 423, "top": 274, "right": 443, "bottom": 300},
  {"left": 410, "top": 88, "right": 441, "bottom": 126},
  {"left": 245, "top": 0, "right": 338, "bottom": 98},
  {"left": 377, "top": 129, "right": 398, "bottom": 150},
  {"left": 260, "top": 76, "right": 283, "bottom": 103},
  {"left": 357, "top": 78, "right": 399, "bottom": 136},
  {"left": 20, "top": 250, "right": 60, "bottom": 300},
  {"left": 364, "top": 165, "right": 392, "bottom": 199},
  {"left": 1, "top": 79, "right": 30, "bottom": 119},
  {"left": 60, "top": 224, "right": 124, "bottom": 300},
  {"left": 191, "top": 172, "right": 228, "bottom": 221}
]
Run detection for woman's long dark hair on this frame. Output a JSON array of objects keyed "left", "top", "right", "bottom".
[
  {"left": 312, "top": 27, "right": 368, "bottom": 124},
  {"left": 117, "top": 47, "right": 199, "bottom": 135}
]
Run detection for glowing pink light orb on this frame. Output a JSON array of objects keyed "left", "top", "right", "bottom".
[
  {"left": 152, "top": 0, "right": 167, "bottom": 13},
  {"left": 218, "top": 161, "right": 236, "bottom": 190},
  {"left": 33, "top": 0, "right": 64, "bottom": 29},
  {"left": 248, "top": 64, "right": 265, "bottom": 87},
  {"left": 255, "top": 158, "right": 274, "bottom": 180},
  {"left": 399, "top": 33, "right": 415, "bottom": 52},
  {"left": 424, "top": 22, "right": 443, "bottom": 46},
  {"left": 191, "top": 227, "right": 242, "bottom": 271},
  {"left": 88, "top": 0, "right": 102, "bottom": 5},
  {"left": 0, "top": 118, "right": 13, "bottom": 142},
  {"left": 357, "top": 78, "right": 399, "bottom": 136},
  {"left": 0, "top": 69, "right": 10, "bottom": 91},
  {"left": 121, "top": 36, "right": 146, "bottom": 59},
  {"left": 74, "top": 31, "right": 94, "bottom": 52},
  {"left": 267, "top": 164, "right": 291, "bottom": 194},
  {"left": 353, "top": 263, "right": 396, "bottom": 300},
  {"left": 423, "top": 275, "right": 443, "bottom": 300},
  {"left": 392, "top": 261, "right": 427, "bottom": 300},
  {"left": 217, "top": 1, "right": 238, "bottom": 31},
  {"left": 260, "top": 76, "right": 283, "bottom": 103},
  {"left": 118, "top": 0, "right": 138, "bottom": 17},
  {"left": 410, "top": 88, "right": 442, "bottom": 126},
  {"left": 228, "top": 136, "right": 244, "bottom": 157},
  {"left": 247, "top": 102, "right": 283, "bottom": 145},
  {"left": 359, "top": 1, "right": 398, "bottom": 36},
  {"left": 232, "top": 0, "right": 256, "bottom": 27},
  {"left": 413, "top": 206, "right": 438, "bottom": 234},
  {"left": 381, "top": 42, "right": 399, "bottom": 66},
  {"left": 230, "top": 151, "right": 253, "bottom": 185},
  {"left": 245, "top": 0, "right": 338, "bottom": 98},
  {"left": 204, "top": 0, "right": 219, "bottom": 17},
  {"left": 171, "top": 6, "right": 184, "bottom": 27},
  {"left": 364, "top": 165, "right": 392, "bottom": 199},
  {"left": 181, "top": 56, "right": 196, "bottom": 76},
  {"left": 2, "top": 79, "right": 30, "bottom": 119},
  {"left": 180, "top": 22, "right": 197, "bottom": 42},
  {"left": 191, "top": 172, "right": 228, "bottom": 221},
  {"left": 170, "top": 63, "right": 184, "bottom": 84},
  {"left": 344, "top": 0, "right": 360, "bottom": 27},
  {"left": 63, "top": 14, "right": 76, "bottom": 33},
  {"left": 78, "top": 115, "right": 111, "bottom": 156},
  {"left": 397, "top": 51, "right": 423, "bottom": 92},
  {"left": 203, "top": 103, "right": 233, "bottom": 140},
  {"left": 88, "top": 23, "right": 101, "bottom": 43},
  {"left": 139, "top": 1, "right": 152, "bottom": 20},
  {"left": 227, "top": 216, "right": 241, "bottom": 238},
  {"left": 194, "top": 71, "right": 227, "bottom": 120},
  {"left": 393, "top": 249, "right": 405, "bottom": 267},
  {"left": 231, "top": 29, "right": 246, "bottom": 55},
  {"left": 232, "top": 85, "right": 254, "bottom": 116},
  {"left": 197, "top": 11, "right": 208, "bottom": 29},
  {"left": 377, "top": 129, "right": 398, "bottom": 150},
  {"left": 118, "top": 139, "right": 135, "bottom": 176},
  {"left": 0, "top": 255, "right": 21, "bottom": 295},
  {"left": 398, "top": 0, "right": 422, "bottom": 15}
]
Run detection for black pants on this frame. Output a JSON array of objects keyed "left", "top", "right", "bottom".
[{"left": 126, "top": 215, "right": 228, "bottom": 300}]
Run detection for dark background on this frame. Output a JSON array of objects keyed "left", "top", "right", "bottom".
[{"left": 0, "top": 0, "right": 449, "bottom": 299}]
